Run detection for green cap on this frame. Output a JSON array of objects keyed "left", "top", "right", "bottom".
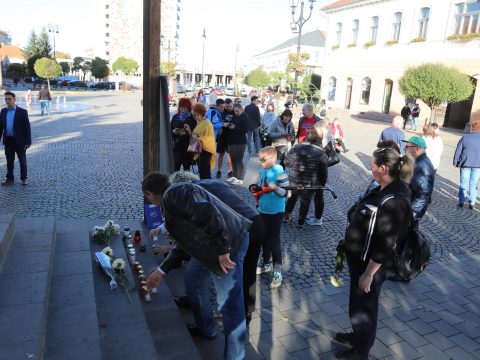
[{"left": 402, "top": 135, "right": 426, "bottom": 149}]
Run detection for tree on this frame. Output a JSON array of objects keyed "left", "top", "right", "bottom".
[
  {"left": 112, "top": 56, "right": 139, "bottom": 76},
  {"left": 245, "top": 67, "right": 269, "bottom": 88},
  {"left": 300, "top": 74, "right": 322, "bottom": 102},
  {"left": 6, "top": 63, "right": 27, "bottom": 80},
  {"left": 72, "top": 57, "right": 84, "bottom": 76},
  {"left": 37, "top": 27, "right": 52, "bottom": 57},
  {"left": 160, "top": 61, "right": 176, "bottom": 78},
  {"left": 90, "top": 57, "right": 109, "bottom": 79},
  {"left": 59, "top": 62, "right": 70, "bottom": 75},
  {"left": 399, "top": 63, "right": 474, "bottom": 123},
  {"left": 286, "top": 52, "right": 310, "bottom": 77},
  {"left": 55, "top": 51, "right": 71, "bottom": 59},
  {"left": 34, "top": 57, "right": 62, "bottom": 90},
  {"left": 268, "top": 71, "right": 284, "bottom": 88},
  {"left": 82, "top": 61, "right": 91, "bottom": 81},
  {"left": 23, "top": 30, "right": 40, "bottom": 59},
  {"left": 27, "top": 54, "right": 43, "bottom": 77}
]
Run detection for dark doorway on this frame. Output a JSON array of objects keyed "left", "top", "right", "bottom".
[
  {"left": 444, "top": 77, "right": 477, "bottom": 129},
  {"left": 382, "top": 79, "right": 393, "bottom": 114},
  {"left": 345, "top": 78, "right": 353, "bottom": 109}
]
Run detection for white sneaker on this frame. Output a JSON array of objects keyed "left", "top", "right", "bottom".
[
  {"left": 256, "top": 262, "right": 273, "bottom": 275},
  {"left": 306, "top": 217, "right": 323, "bottom": 226},
  {"left": 270, "top": 272, "right": 282, "bottom": 289},
  {"left": 226, "top": 177, "right": 237, "bottom": 183},
  {"left": 232, "top": 179, "right": 243, "bottom": 185}
]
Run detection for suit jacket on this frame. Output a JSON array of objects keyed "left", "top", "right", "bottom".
[{"left": 0, "top": 106, "right": 32, "bottom": 147}]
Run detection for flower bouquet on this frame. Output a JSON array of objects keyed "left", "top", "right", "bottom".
[
  {"left": 330, "top": 239, "right": 346, "bottom": 288},
  {"left": 92, "top": 220, "right": 121, "bottom": 246}
]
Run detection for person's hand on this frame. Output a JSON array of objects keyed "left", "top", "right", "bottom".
[
  {"left": 149, "top": 227, "right": 160, "bottom": 238},
  {"left": 268, "top": 183, "right": 277, "bottom": 191},
  {"left": 218, "top": 253, "right": 236, "bottom": 274},
  {"left": 172, "top": 128, "right": 179, "bottom": 135},
  {"left": 222, "top": 122, "right": 229, "bottom": 128},
  {"left": 147, "top": 267, "right": 164, "bottom": 288},
  {"left": 359, "top": 272, "right": 373, "bottom": 293},
  {"left": 229, "top": 124, "right": 235, "bottom": 129}
]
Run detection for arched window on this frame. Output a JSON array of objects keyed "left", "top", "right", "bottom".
[
  {"left": 371, "top": 16, "right": 379, "bottom": 43},
  {"left": 352, "top": 19, "right": 359, "bottom": 45},
  {"left": 328, "top": 76, "right": 337, "bottom": 101},
  {"left": 360, "top": 77, "right": 371, "bottom": 104},
  {"left": 418, "top": 7, "right": 430, "bottom": 38},
  {"left": 393, "top": 12, "right": 402, "bottom": 41}
]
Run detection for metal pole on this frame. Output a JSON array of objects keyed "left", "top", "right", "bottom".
[
  {"left": 0, "top": 44, "right": 3, "bottom": 88},
  {"left": 234, "top": 44, "right": 239, "bottom": 95},
  {"left": 201, "top": 28, "right": 206, "bottom": 88},
  {"left": 168, "top": 40, "right": 171, "bottom": 63}
]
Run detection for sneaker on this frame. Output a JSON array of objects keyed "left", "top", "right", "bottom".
[
  {"left": 226, "top": 177, "right": 237, "bottom": 183},
  {"left": 216, "top": 171, "right": 222, "bottom": 179},
  {"left": 232, "top": 179, "right": 243, "bottom": 185},
  {"left": 335, "top": 332, "right": 354, "bottom": 346},
  {"left": 1, "top": 178, "right": 13, "bottom": 186},
  {"left": 469, "top": 204, "right": 474, "bottom": 210},
  {"left": 270, "top": 272, "right": 282, "bottom": 289},
  {"left": 227, "top": 171, "right": 233, "bottom": 178},
  {"left": 458, "top": 203, "right": 464, "bottom": 208},
  {"left": 282, "top": 216, "right": 293, "bottom": 224},
  {"left": 296, "top": 224, "right": 305, "bottom": 230},
  {"left": 256, "top": 262, "right": 273, "bottom": 275},
  {"left": 306, "top": 217, "right": 323, "bottom": 226},
  {"left": 21, "top": 179, "right": 28, "bottom": 186}
]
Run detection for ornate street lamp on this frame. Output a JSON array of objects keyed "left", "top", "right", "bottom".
[
  {"left": 290, "top": 0, "right": 316, "bottom": 95},
  {"left": 48, "top": 24, "right": 59, "bottom": 59}
]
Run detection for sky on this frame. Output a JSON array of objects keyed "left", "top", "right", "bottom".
[{"left": 2, "top": 0, "right": 332, "bottom": 69}]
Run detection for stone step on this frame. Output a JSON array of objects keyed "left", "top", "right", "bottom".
[
  {"left": 354, "top": 111, "right": 394, "bottom": 124},
  {"left": 0, "top": 214, "right": 15, "bottom": 269},
  {"left": 0, "top": 216, "right": 56, "bottom": 360},
  {"left": 43, "top": 219, "right": 102, "bottom": 360}
]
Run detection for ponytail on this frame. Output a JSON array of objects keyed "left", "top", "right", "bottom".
[
  {"left": 373, "top": 148, "right": 414, "bottom": 184},
  {"left": 397, "top": 155, "right": 414, "bottom": 183}
]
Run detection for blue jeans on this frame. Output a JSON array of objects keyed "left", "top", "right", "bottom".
[
  {"left": 247, "top": 129, "right": 261, "bottom": 155},
  {"left": 412, "top": 117, "right": 418, "bottom": 130},
  {"left": 40, "top": 100, "right": 50, "bottom": 115},
  {"left": 185, "top": 235, "right": 249, "bottom": 360},
  {"left": 459, "top": 167, "right": 480, "bottom": 205}
]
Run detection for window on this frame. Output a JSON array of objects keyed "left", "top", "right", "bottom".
[
  {"left": 106, "top": 23, "right": 109, "bottom": 28},
  {"left": 328, "top": 77, "right": 337, "bottom": 101},
  {"left": 106, "top": 14, "right": 109, "bottom": 18},
  {"left": 106, "top": 32, "right": 110, "bottom": 37},
  {"left": 454, "top": 1, "right": 480, "bottom": 34},
  {"left": 371, "top": 16, "right": 379, "bottom": 43},
  {"left": 360, "top": 77, "right": 371, "bottom": 104},
  {"left": 336, "top": 22, "right": 342, "bottom": 46},
  {"left": 105, "top": 4, "right": 109, "bottom": 9},
  {"left": 352, "top": 19, "right": 359, "bottom": 45},
  {"left": 393, "top": 12, "right": 402, "bottom": 41},
  {"left": 418, "top": 7, "right": 430, "bottom": 38}
]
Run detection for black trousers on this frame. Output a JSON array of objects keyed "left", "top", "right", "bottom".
[
  {"left": 243, "top": 215, "right": 265, "bottom": 318},
  {"left": 197, "top": 151, "right": 212, "bottom": 179},
  {"left": 260, "top": 212, "right": 283, "bottom": 266},
  {"left": 228, "top": 144, "right": 246, "bottom": 180},
  {"left": 173, "top": 148, "right": 193, "bottom": 172},
  {"left": 286, "top": 189, "right": 324, "bottom": 225},
  {"left": 347, "top": 256, "right": 386, "bottom": 357},
  {"left": 5, "top": 137, "right": 27, "bottom": 180}
]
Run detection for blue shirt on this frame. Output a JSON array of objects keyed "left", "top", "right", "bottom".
[
  {"left": 6, "top": 106, "right": 16, "bottom": 137},
  {"left": 380, "top": 126, "right": 405, "bottom": 154},
  {"left": 257, "top": 164, "right": 287, "bottom": 214}
]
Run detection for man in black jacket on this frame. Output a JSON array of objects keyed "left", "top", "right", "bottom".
[
  {"left": 244, "top": 96, "right": 262, "bottom": 156},
  {"left": 401, "top": 104, "right": 411, "bottom": 130},
  {"left": 143, "top": 172, "right": 251, "bottom": 359},
  {"left": 402, "top": 136, "right": 435, "bottom": 223},
  {"left": 284, "top": 131, "right": 329, "bottom": 229}
]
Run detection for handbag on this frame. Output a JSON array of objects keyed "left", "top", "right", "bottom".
[
  {"left": 187, "top": 137, "right": 201, "bottom": 153},
  {"left": 324, "top": 142, "right": 340, "bottom": 167}
]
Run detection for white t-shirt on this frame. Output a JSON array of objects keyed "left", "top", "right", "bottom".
[{"left": 423, "top": 135, "right": 444, "bottom": 170}]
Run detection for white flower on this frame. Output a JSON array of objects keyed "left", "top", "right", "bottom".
[
  {"left": 112, "top": 258, "right": 126, "bottom": 270},
  {"left": 102, "top": 246, "right": 114, "bottom": 257}
]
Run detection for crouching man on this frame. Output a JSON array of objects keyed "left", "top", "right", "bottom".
[{"left": 143, "top": 172, "right": 251, "bottom": 360}]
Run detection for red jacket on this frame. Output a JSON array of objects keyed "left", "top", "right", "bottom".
[{"left": 329, "top": 123, "right": 344, "bottom": 139}]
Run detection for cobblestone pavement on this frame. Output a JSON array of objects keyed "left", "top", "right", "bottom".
[{"left": 0, "top": 93, "right": 479, "bottom": 359}]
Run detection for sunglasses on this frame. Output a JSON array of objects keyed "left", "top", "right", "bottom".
[{"left": 259, "top": 157, "right": 274, "bottom": 163}]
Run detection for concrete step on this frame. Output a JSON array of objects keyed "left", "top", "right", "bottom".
[
  {"left": 43, "top": 220, "right": 102, "bottom": 360},
  {"left": 0, "top": 214, "right": 15, "bottom": 269},
  {"left": 354, "top": 111, "right": 394, "bottom": 124},
  {"left": 0, "top": 216, "right": 56, "bottom": 360}
]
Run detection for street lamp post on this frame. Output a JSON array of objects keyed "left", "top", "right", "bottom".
[
  {"left": 233, "top": 44, "right": 239, "bottom": 95},
  {"left": 201, "top": 28, "right": 206, "bottom": 88},
  {"left": 48, "top": 24, "right": 59, "bottom": 58},
  {"left": 0, "top": 44, "right": 3, "bottom": 88},
  {"left": 160, "top": 35, "right": 173, "bottom": 62},
  {"left": 290, "top": 0, "right": 315, "bottom": 95}
]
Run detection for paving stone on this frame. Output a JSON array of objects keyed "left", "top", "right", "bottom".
[
  {"left": 398, "top": 329, "right": 429, "bottom": 348},
  {"left": 388, "top": 341, "right": 422, "bottom": 360},
  {"left": 319, "top": 301, "right": 344, "bottom": 317},
  {"left": 292, "top": 321, "right": 323, "bottom": 339},
  {"left": 376, "top": 326, "right": 403, "bottom": 346},
  {"left": 370, "top": 339, "right": 395, "bottom": 359},
  {"left": 412, "top": 308, "right": 441, "bottom": 323},
  {"left": 49, "top": 272, "right": 95, "bottom": 307},
  {"left": 406, "top": 318, "right": 436, "bottom": 335},
  {"left": 249, "top": 316, "right": 271, "bottom": 336},
  {"left": 0, "top": 303, "right": 44, "bottom": 345},
  {"left": 259, "top": 306, "right": 285, "bottom": 323},
  {"left": 1, "top": 249, "right": 51, "bottom": 274},
  {"left": 415, "top": 344, "right": 450, "bottom": 360},
  {"left": 282, "top": 309, "right": 311, "bottom": 324},
  {"left": 0, "top": 272, "right": 49, "bottom": 306},
  {"left": 290, "top": 348, "right": 321, "bottom": 360},
  {"left": 270, "top": 319, "right": 297, "bottom": 337},
  {"left": 424, "top": 331, "right": 457, "bottom": 351},
  {"left": 381, "top": 317, "right": 411, "bottom": 333},
  {"left": 278, "top": 332, "right": 310, "bottom": 353},
  {"left": 436, "top": 310, "right": 465, "bottom": 325},
  {"left": 305, "top": 334, "right": 335, "bottom": 355},
  {"left": 449, "top": 333, "right": 480, "bottom": 353},
  {"left": 444, "top": 346, "right": 477, "bottom": 360},
  {"left": 430, "top": 319, "right": 461, "bottom": 337}
]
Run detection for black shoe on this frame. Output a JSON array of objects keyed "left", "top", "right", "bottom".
[
  {"left": 334, "top": 348, "right": 368, "bottom": 360},
  {"left": 216, "top": 171, "right": 221, "bottom": 179},
  {"left": 282, "top": 217, "right": 293, "bottom": 224},
  {"left": 187, "top": 325, "right": 217, "bottom": 340},
  {"left": 174, "top": 295, "right": 191, "bottom": 309},
  {"left": 458, "top": 203, "right": 464, "bottom": 208},
  {"left": 469, "top": 204, "right": 474, "bottom": 209},
  {"left": 296, "top": 224, "right": 305, "bottom": 230},
  {"left": 227, "top": 171, "right": 233, "bottom": 178},
  {"left": 335, "top": 332, "right": 354, "bottom": 346}
]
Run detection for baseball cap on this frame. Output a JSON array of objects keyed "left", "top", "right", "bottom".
[{"left": 402, "top": 135, "right": 426, "bottom": 149}]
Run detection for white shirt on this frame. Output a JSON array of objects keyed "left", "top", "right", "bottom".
[{"left": 423, "top": 135, "right": 443, "bottom": 170}]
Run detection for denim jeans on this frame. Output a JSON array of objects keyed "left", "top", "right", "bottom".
[
  {"left": 247, "top": 128, "right": 261, "bottom": 155},
  {"left": 184, "top": 234, "right": 249, "bottom": 360},
  {"left": 459, "top": 167, "right": 480, "bottom": 205},
  {"left": 40, "top": 100, "right": 50, "bottom": 115},
  {"left": 412, "top": 117, "right": 418, "bottom": 130}
]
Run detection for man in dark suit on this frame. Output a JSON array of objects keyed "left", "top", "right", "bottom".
[{"left": 0, "top": 91, "right": 31, "bottom": 185}]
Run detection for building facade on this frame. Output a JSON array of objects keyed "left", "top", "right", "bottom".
[
  {"left": 0, "top": 30, "right": 12, "bottom": 45},
  {"left": 244, "top": 30, "right": 325, "bottom": 79},
  {"left": 321, "top": 0, "right": 480, "bottom": 128}
]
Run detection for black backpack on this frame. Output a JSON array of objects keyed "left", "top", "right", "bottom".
[{"left": 383, "top": 194, "right": 431, "bottom": 280}]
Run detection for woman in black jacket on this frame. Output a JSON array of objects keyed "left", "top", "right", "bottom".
[
  {"left": 335, "top": 147, "right": 414, "bottom": 360},
  {"left": 225, "top": 103, "right": 249, "bottom": 184}
]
